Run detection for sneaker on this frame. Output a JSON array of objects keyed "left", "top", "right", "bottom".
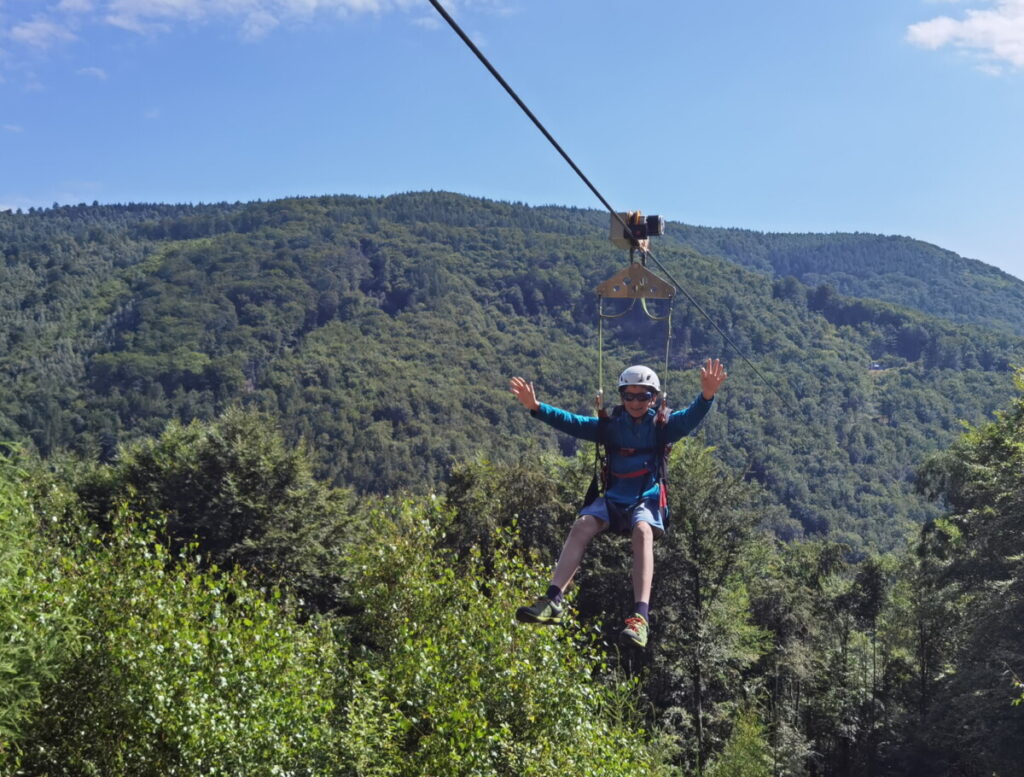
[
  {"left": 515, "top": 596, "right": 564, "bottom": 625},
  {"left": 621, "top": 614, "right": 649, "bottom": 648}
]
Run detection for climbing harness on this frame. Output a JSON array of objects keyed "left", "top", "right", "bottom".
[{"left": 582, "top": 403, "right": 675, "bottom": 533}]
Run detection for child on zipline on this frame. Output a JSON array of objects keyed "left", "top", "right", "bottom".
[{"left": 509, "top": 359, "right": 727, "bottom": 648}]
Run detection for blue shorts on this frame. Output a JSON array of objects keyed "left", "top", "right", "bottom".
[{"left": 579, "top": 496, "right": 665, "bottom": 537}]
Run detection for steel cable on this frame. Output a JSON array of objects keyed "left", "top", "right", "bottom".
[{"left": 428, "top": 0, "right": 788, "bottom": 406}]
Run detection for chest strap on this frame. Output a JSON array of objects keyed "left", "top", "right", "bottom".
[{"left": 610, "top": 467, "right": 651, "bottom": 479}]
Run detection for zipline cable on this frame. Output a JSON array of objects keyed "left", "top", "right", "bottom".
[
  {"left": 642, "top": 250, "right": 787, "bottom": 406},
  {"left": 428, "top": 0, "right": 788, "bottom": 407},
  {"left": 426, "top": 0, "right": 619, "bottom": 220}
]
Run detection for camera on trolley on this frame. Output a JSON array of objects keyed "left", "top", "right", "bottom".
[{"left": 609, "top": 211, "right": 665, "bottom": 251}]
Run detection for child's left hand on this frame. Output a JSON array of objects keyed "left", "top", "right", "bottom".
[{"left": 700, "top": 358, "right": 727, "bottom": 400}]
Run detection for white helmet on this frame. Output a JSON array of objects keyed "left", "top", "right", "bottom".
[{"left": 617, "top": 365, "right": 660, "bottom": 393}]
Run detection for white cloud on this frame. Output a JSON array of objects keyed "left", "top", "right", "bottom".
[
  {"left": 2, "top": 123, "right": 23, "bottom": 132},
  {"left": 9, "top": 18, "right": 76, "bottom": 47},
  {"left": 103, "top": 0, "right": 411, "bottom": 33},
  {"left": 411, "top": 14, "right": 441, "bottom": 29},
  {"left": 58, "top": 0, "right": 96, "bottom": 12},
  {"left": 1, "top": 0, "right": 504, "bottom": 55},
  {"left": 77, "top": 65, "right": 107, "bottom": 78},
  {"left": 105, "top": 0, "right": 205, "bottom": 33},
  {"left": 907, "top": 0, "right": 1024, "bottom": 69},
  {"left": 240, "top": 9, "right": 279, "bottom": 40}
]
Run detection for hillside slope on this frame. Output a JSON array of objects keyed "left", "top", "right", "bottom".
[
  {"left": 1, "top": 192, "right": 1020, "bottom": 550},
  {"left": 663, "top": 223, "right": 1024, "bottom": 335}
]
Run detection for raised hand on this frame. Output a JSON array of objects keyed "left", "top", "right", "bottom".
[
  {"left": 509, "top": 376, "right": 540, "bottom": 411},
  {"left": 700, "top": 358, "right": 727, "bottom": 400}
]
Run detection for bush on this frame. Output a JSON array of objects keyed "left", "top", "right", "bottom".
[
  {"left": 0, "top": 449, "right": 79, "bottom": 762},
  {"left": 340, "top": 495, "right": 675, "bottom": 777},
  {"left": 71, "top": 407, "right": 357, "bottom": 611},
  {"left": 16, "top": 512, "right": 342, "bottom": 777}
]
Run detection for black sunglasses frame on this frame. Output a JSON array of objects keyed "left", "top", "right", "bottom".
[{"left": 620, "top": 391, "right": 656, "bottom": 402}]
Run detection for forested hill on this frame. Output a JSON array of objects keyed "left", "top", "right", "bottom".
[
  {"left": 1, "top": 192, "right": 1022, "bottom": 550},
  {"left": 664, "top": 223, "right": 1024, "bottom": 335}
]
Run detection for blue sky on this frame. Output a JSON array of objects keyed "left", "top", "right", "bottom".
[{"left": 2, "top": 0, "right": 1024, "bottom": 281}]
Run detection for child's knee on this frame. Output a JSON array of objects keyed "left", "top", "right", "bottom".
[
  {"left": 571, "top": 514, "right": 605, "bottom": 537},
  {"left": 632, "top": 521, "right": 654, "bottom": 540}
]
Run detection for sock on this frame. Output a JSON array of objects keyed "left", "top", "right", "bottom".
[
  {"left": 546, "top": 584, "right": 563, "bottom": 604},
  {"left": 634, "top": 602, "right": 650, "bottom": 621}
]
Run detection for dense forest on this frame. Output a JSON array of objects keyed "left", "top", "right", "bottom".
[
  {"left": 664, "top": 223, "right": 1024, "bottom": 336},
  {"left": 1, "top": 193, "right": 1023, "bottom": 775},
  {"left": 2, "top": 193, "right": 1022, "bottom": 550},
  {"left": 2, "top": 383, "right": 1022, "bottom": 776}
]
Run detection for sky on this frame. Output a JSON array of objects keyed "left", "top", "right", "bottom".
[{"left": 2, "top": 0, "right": 1024, "bottom": 281}]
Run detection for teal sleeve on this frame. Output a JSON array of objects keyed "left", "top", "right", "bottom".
[
  {"left": 531, "top": 403, "right": 601, "bottom": 442},
  {"left": 664, "top": 393, "right": 713, "bottom": 443}
]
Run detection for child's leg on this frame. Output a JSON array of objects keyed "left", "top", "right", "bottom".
[
  {"left": 621, "top": 520, "right": 656, "bottom": 647},
  {"left": 630, "top": 520, "right": 654, "bottom": 606},
  {"left": 516, "top": 514, "right": 607, "bottom": 625},
  {"left": 551, "top": 514, "right": 607, "bottom": 591}
]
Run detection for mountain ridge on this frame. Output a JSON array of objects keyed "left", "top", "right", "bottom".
[
  {"left": 2, "top": 191, "right": 1021, "bottom": 551},
  {"left": 8, "top": 191, "right": 1023, "bottom": 334}
]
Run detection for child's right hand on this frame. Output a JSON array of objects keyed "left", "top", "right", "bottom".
[{"left": 509, "top": 377, "right": 540, "bottom": 411}]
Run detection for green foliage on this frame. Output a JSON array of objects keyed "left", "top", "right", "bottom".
[
  {"left": 443, "top": 446, "right": 590, "bottom": 563},
  {"left": 6, "top": 426, "right": 684, "bottom": 776},
  {"left": 341, "top": 496, "right": 675, "bottom": 777},
  {"left": 2, "top": 193, "right": 1021, "bottom": 553},
  {"left": 0, "top": 449, "right": 78, "bottom": 752},
  {"left": 668, "top": 223, "right": 1024, "bottom": 336},
  {"left": 6, "top": 195, "right": 1024, "bottom": 776},
  {"left": 706, "top": 707, "right": 773, "bottom": 777},
  {"left": 3, "top": 382, "right": 1024, "bottom": 776},
  {"left": 635, "top": 443, "right": 770, "bottom": 772},
  {"left": 71, "top": 406, "right": 357, "bottom": 610},
  {"left": 16, "top": 513, "right": 341, "bottom": 777},
  {"left": 898, "top": 369, "right": 1024, "bottom": 775}
]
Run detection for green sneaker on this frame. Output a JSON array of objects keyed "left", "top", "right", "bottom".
[
  {"left": 516, "top": 595, "right": 564, "bottom": 625},
  {"left": 621, "top": 614, "right": 649, "bottom": 648}
]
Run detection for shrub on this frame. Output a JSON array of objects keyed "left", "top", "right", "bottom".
[
  {"left": 16, "top": 512, "right": 342, "bottom": 777},
  {"left": 340, "top": 496, "right": 675, "bottom": 777},
  {"left": 0, "top": 449, "right": 78, "bottom": 764}
]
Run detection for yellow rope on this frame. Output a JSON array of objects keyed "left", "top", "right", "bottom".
[
  {"left": 597, "top": 292, "right": 674, "bottom": 404},
  {"left": 598, "top": 298, "right": 604, "bottom": 403}
]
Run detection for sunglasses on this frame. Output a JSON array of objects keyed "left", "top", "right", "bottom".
[{"left": 621, "top": 391, "right": 655, "bottom": 402}]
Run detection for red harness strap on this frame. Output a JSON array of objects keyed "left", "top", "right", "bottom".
[
  {"left": 611, "top": 467, "right": 651, "bottom": 479},
  {"left": 609, "top": 446, "right": 653, "bottom": 480}
]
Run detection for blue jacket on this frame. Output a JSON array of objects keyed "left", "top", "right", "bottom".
[{"left": 531, "top": 393, "right": 713, "bottom": 505}]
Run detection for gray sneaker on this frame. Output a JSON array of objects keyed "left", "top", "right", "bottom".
[
  {"left": 515, "top": 595, "right": 564, "bottom": 625},
  {"left": 621, "top": 614, "right": 649, "bottom": 648}
]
